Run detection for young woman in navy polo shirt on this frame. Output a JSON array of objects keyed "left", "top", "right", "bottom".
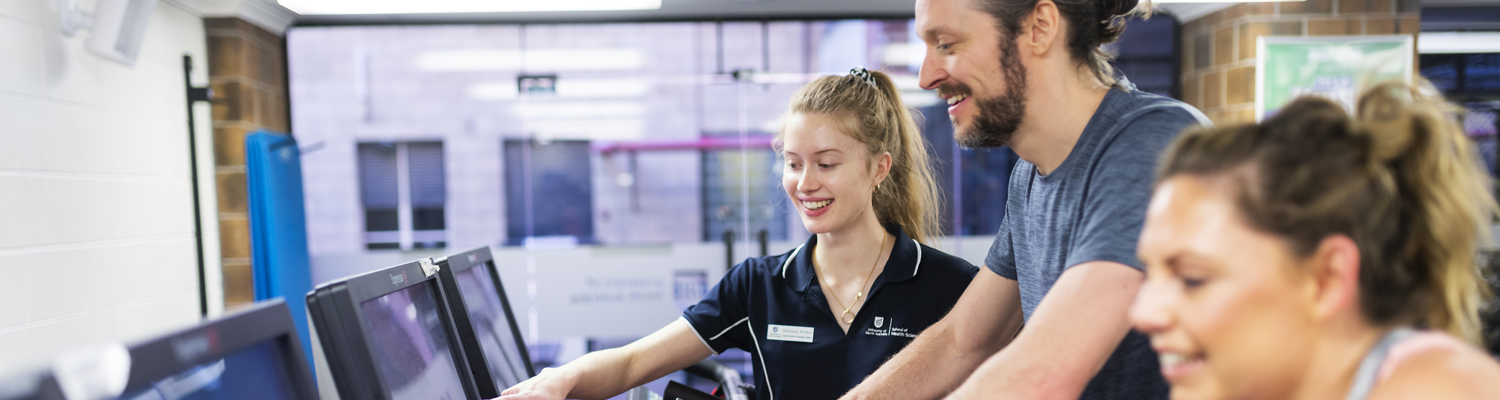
[{"left": 500, "top": 69, "right": 978, "bottom": 400}]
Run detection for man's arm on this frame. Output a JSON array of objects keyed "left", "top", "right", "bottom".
[
  {"left": 945, "top": 261, "right": 1143, "bottom": 399},
  {"left": 841, "top": 269, "right": 1024, "bottom": 400}
]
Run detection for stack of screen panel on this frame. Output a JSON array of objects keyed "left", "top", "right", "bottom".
[
  {"left": 114, "top": 300, "right": 319, "bottom": 400},
  {"left": 0, "top": 300, "right": 318, "bottom": 400},
  {"left": 434, "top": 246, "right": 536, "bottom": 398},
  {"left": 307, "top": 259, "right": 479, "bottom": 400}
]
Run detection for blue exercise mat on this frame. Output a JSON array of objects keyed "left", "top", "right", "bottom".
[{"left": 245, "top": 131, "right": 315, "bottom": 371}]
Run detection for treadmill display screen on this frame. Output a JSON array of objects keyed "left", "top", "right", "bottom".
[
  {"left": 116, "top": 341, "right": 295, "bottom": 400},
  {"left": 454, "top": 264, "right": 531, "bottom": 387},
  {"left": 360, "top": 281, "right": 467, "bottom": 400}
]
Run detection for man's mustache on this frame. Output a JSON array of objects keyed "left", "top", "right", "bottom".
[{"left": 935, "top": 83, "right": 971, "bottom": 100}]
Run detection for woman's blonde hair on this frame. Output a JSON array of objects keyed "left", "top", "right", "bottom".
[
  {"left": 777, "top": 70, "right": 943, "bottom": 245},
  {"left": 1158, "top": 81, "right": 1497, "bottom": 344}
]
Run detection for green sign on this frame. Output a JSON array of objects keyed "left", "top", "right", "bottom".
[{"left": 1256, "top": 35, "right": 1414, "bottom": 121}]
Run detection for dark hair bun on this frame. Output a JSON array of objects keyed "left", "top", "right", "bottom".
[{"left": 1102, "top": 0, "right": 1140, "bottom": 18}]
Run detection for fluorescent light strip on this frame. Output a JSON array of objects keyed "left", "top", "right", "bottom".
[
  {"left": 513, "top": 101, "right": 648, "bottom": 119},
  {"left": 1418, "top": 32, "right": 1500, "bottom": 54},
  {"left": 418, "top": 49, "right": 646, "bottom": 72},
  {"left": 471, "top": 79, "right": 653, "bottom": 100},
  {"left": 280, "top": 0, "right": 661, "bottom": 15}
]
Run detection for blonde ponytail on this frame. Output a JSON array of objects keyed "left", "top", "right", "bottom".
[
  {"left": 1355, "top": 82, "right": 1495, "bottom": 344},
  {"left": 780, "top": 70, "right": 943, "bottom": 244}
]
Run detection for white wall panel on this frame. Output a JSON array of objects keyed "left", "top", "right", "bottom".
[
  {"left": 0, "top": 0, "right": 68, "bottom": 30},
  {"left": 0, "top": 96, "right": 188, "bottom": 176},
  {"left": 0, "top": 22, "right": 48, "bottom": 97},
  {"left": 0, "top": 0, "right": 207, "bottom": 378},
  {"left": 0, "top": 237, "right": 196, "bottom": 327},
  {"left": 0, "top": 175, "right": 194, "bottom": 249},
  {"left": 0, "top": 294, "right": 198, "bottom": 376}
]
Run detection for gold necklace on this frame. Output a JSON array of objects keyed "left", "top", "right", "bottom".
[{"left": 814, "top": 233, "right": 887, "bottom": 325}]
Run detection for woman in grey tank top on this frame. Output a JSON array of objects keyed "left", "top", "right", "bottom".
[{"left": 1127, "top": 82, "right": 1500, "bottom": 399}]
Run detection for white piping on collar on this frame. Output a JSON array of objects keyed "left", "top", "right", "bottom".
[
  {"left": 780, "top": 244, "right": 805, "bottom": 278},
  {"left": 782, "top": 239, "right": 925, "bottom": 280},
  {"left": 911, "top": 239, "right": 921, "bottom": 278}
]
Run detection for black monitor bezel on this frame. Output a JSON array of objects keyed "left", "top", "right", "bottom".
[
  {"left": 120, "top": 299, "right": 318, "bottom": 399},
  {"left": 307, "top": 283, "right": 371, "bottom": 400},
  {"left": 310, "top": 259, "right": 480, "bottom": 400},
  {"left": 435, "top": 246, "right": 536, "bottom": 398}
]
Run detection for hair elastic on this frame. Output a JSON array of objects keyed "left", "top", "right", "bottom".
[{"left": 849, "top": 67, "right": 879, "bottom": 89}]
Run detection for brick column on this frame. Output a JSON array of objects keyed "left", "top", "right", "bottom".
[
  {"left": 1180, "top": 0, "right": 1421, "bottom": 125},
  {"left": 205, "top": 18, "right": 289, "bottom": 310}
]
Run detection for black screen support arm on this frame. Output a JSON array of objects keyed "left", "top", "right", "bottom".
[{"left": 183, "top": 54, "right": 213, "bottom": 318}]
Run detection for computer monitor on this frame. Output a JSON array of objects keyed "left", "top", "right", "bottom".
[
  {"left": 435, "top": 247, "right": 535, "bottom": 398},
  {"left": 306, "top": 259, "right": 478, "bottom": 400},
  {"left": 114, "top": 300, "right": 318, "bottom": 400}
]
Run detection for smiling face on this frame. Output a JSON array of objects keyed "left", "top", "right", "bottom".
[
  {"left": 781, "top": 113, "right": 889, "bottom": 235},
  {"left": 916, "top": 0, "right": 1028, "bottom": 148},
  {"left": 1131, "top": 175, "right": 1319, "bottom": 400}
]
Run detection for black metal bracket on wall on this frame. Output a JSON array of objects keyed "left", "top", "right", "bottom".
[{"left": 183, "top": 54, "right": 213, "bottom": 318}]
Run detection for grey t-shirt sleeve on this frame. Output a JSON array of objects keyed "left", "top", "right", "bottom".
[
  {"left": 985, "top": 217, "right": 1016, "bottom": 279},
  {"left": 1064, "top": 108, "right": 1198, "bottom": 271},
  {"left": 984, "top": 163, "right": 1030, "bottom": 280}
]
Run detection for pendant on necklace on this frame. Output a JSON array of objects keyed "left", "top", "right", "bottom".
[{"left": 840, "top": 309, "right": 855, "bottom": 324}]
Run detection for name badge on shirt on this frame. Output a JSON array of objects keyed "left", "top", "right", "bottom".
[{"left": 766, "top": 324, "right": 814, "bottom": 343}]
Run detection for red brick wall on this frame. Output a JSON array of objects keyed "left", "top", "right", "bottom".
[
  {"left": 1180, "top": 0, "right": 1420, "bottom": 125},
  {"left": 205, "top": 18, "right": 289, "bottom": 310}
]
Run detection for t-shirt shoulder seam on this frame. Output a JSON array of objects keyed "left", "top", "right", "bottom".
[
  {"left": 724, "top": 255, "right": 780, "bottom": 283},
  {"left": 1094, "top": 105, "right": 1200, "bottom": 160},
  {"left": 1114, "top": 101, "right": 1197, "bottom": 129},
  {"left": 923, "top": 252, "right": 978, "bottom": 274}
]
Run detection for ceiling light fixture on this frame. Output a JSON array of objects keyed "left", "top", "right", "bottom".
[
  {"left": 279, "top": 0, "right": 662, "bottom": 15},
  {"left": 1418, "top": 32, "right": 1500, "bottom": 54}
]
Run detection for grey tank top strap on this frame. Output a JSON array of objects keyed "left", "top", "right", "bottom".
[{"left": 1344, "top": 328, "right": 1417, "bottom": 400}]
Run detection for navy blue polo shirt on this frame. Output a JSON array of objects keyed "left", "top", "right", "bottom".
[{"left": 682, "top": 226, "right": 978, "bottom": 400}]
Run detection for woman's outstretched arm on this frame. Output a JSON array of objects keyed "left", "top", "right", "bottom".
[{"left": 500, "top": 319, "right": 715, "bottom": 400}]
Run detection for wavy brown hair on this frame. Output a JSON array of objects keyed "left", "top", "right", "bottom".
[
  {"left": 1158, "top": 82, "right": 1497, "bottom": 344},
  {"left": 973, "top": 0, "right": 1150, "bottom": 86},
  {"left": 778, "top": 70, "right": 943, "bottom": 245}
]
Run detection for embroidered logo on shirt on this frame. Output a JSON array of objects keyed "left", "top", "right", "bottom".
[{"left": 864, "top": 317, "right": 916, "bottom": 338}]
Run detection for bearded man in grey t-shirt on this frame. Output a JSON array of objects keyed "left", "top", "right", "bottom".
[{"left": 841, "top": 0, "right": 1208, "bottom": 399}]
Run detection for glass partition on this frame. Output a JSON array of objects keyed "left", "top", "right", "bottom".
[{"left": 289, "top": 19, "right": 1019, "bottom": 393}]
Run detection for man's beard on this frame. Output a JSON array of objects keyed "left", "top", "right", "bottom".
[{"left": 941, "top": 39, "right": 1027, "bottom": 149}]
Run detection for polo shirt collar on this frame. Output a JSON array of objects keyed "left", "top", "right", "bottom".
[{"left": 779, "top": 224, "right": 924, "bottom": 293}]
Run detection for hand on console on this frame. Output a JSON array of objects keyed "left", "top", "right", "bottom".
[{"left": 498, "top": 368, "right": 575, "bottom": 400}]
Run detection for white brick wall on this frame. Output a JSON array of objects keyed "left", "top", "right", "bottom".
[{"left": 0, "top": 0, "right": 211, "bottom": 376}]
